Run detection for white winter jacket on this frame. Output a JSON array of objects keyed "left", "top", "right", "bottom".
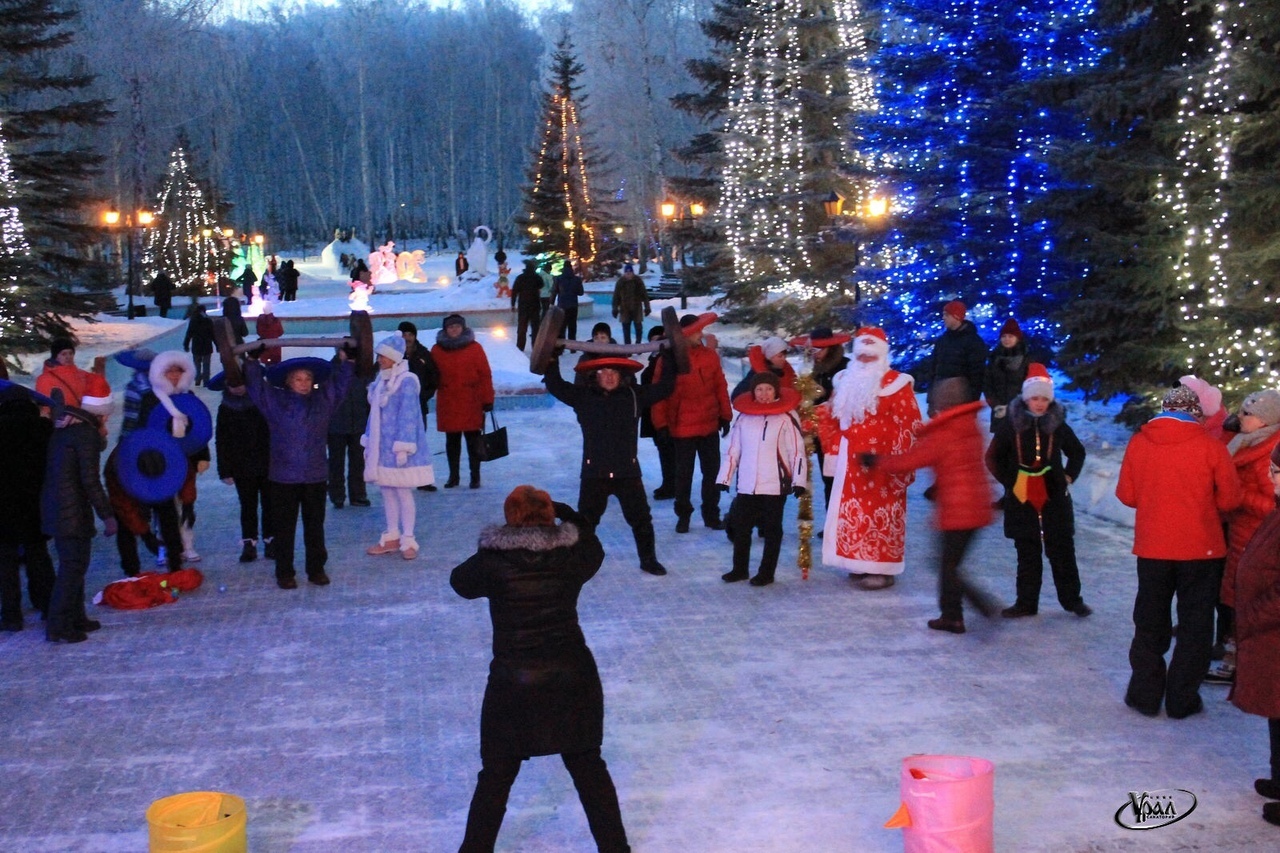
[{"left": 718, "top": 411, "right": 808, "bottom": 495}]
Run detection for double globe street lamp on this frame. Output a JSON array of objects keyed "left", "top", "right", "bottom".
[{"left": 102, "top": 208, "right": 155, "bottom": 319}]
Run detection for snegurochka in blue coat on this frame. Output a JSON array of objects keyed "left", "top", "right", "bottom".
[
  {"left": 363, "top": 335, "right": 435, "bottom": 560},
  {"left": 244, "top": 353, "right": 354, "bottom": 589}
]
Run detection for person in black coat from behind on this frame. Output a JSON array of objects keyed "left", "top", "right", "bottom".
[
  {"left": 510, "top": 259, "right": 543, "bottom": 351},
  {"left": 554, "top": 260, "right": 585, "bottom": 340},
  {"left": 451, "top": 486, "right": 630, "bottom": 853},
  {"left": 326, "top": 346, "right": 371, "bottom": 509},
  {"left": 926, "top": 300, "right": 987, "bottom": 407},
  {"left": 150, "top": 270, "right": 175, "bottom": 318},
  {"left": 183, "top": 303, "right": 215, "bottom": 386},
  {"left": 216, "top": 381, "right": 275, "bottom": 563},
  {"left": 0, "top": 389, "right": 55, "bottom": 630},
  {"left": 276, "top": 259, "right": 300, "bottom": 302},
  {"left": 221, "top": 287, "right": 249, "bottom": 345}
]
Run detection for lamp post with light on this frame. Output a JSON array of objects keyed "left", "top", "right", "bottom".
[
  {"left": 102, "top": 208, "right": 155, "bottom": 319},
  {"left": 819, "top": 191, "right": 889, "bottom": 305}
]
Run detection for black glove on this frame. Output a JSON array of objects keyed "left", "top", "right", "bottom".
[
  {"left": 719, "top": 418, "right": 731, "bottom": 437},
  {"left": 792, "top": 486, "right": 807, "bottom": 498},
  {"left": 858, "top": 453, "right": 878, "bottom": 469},
  {"left": 718, "top": 483, "right": 730, "bottom": 492},
  {"left": 482, "top": 402, "right": 494, "bottom": 413},
  {"left": 552, "top": 501, "right": 584, "bottom": 525}
]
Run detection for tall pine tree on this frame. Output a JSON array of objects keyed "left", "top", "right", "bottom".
[
  {"left": 852, "top": 0, "right": 1101, "bottom": 356},
  {"left": 144, "top": 141, "right": 227, "bottom": 295},
  {"left": 716, "top": 0, "right": 872, "bottom": 332},
  {"left": 521, "top": 36, "right": 613, "bottom": 274},
  {"left": 0, "top": 0, "right": 110, "bottom": 354}
]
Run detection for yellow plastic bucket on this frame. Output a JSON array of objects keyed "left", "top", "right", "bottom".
[{"left": 146, "top": 791, "right": 247, "bottom": 853}]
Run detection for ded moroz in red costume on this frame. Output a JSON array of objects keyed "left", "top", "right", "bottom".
[{"left": 816, "top": 327, "right": 923, "bottom": 576}]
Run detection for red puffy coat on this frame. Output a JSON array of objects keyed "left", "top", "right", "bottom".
[
  {"left": 255, "top": 313, "right": 285, "bottom": 366},
  {"left": 1222, "top": 429, "right": 1280, "bottom": 607},
  {"left": 1116, "top": 415, "right": 1241, "bottom": 560},
  {"left": 877, "top": 401, "right": 992, "bottom": 531},
  {"left": 431, "top": 337, "right": 494, "bottom": 433},
  {"left": 35, "top": 361, "right": 93, "bottom": 407},
  {"left": 1230, "top": 506, "right": 1280, "bottom": 717},
  {"left": 650, "top": 343, "right": 731, "bottom": 439}
]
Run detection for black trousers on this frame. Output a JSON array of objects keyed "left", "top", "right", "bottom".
[
  {"left": 459, "top": 748, "right": 629, "bottom": 853},
  {"left": 192, "top": 352, "right": 211, "bottom": 386},
  {"left": 48, "top": 536, "right": 91, "bottom": 636},
  {"left": 0, "top": 540, "right": 54, "bottom": 623},
  {"left": 578, "top": 477, "right": 656, "bottom": 564},
  {"left": 651, "top": 431, "right": 676, "bottom": 492},
  {"left": 446, "top": 431, "right": 482, "bottom": 483},
  {"left": 673, "top": 432, "right": 722, "bottom": 524},
  {"left": 561, "top": 305, "right": 580, "bottom": 340},
  {"left": 1126, "top": 557, "right": 1219, "bottom": 717},
  {"left": 618, "top": 316, "right": 642, "bottom": 346},
  {"left": 816, "top": 444, "right": 834, "bottom": 507},
  {"left": 117, "top": 500, "right": 184, "bottom": 574},
  {"left": 728, "top": 494, "right": 786, "bottom": 580},
  {"left": 234, "top": 475, "right": 275, "bottom": 542},
  {"left": 939, "top": 528, "right": 979, "bottom": 621},
  {"left": 515, "top": 303, "right": 541, "bottom": 351},
  {"left": 270, "top": 481, "right": 328, "bottom": 580},
  {"left": 327, "top": 433, "right": 367, "bottom": 504},
  {"left": 1270, "top": 718, "right": 1280, "bottom": 780},
  {"left": 1012, "top": 530, "right": 1083, "bottom": 612}
]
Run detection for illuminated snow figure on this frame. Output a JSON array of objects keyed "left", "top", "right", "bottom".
[
  {"left": 348, "top": 281, "right": 374, "bottom": 312},
  {"left": 396, "top": 249, "right": 427, "bottom": 282},
  {"left": 320, "top": 229, "right": 371, "bottom": 276},
  {"left": 369, "top": 242, "right": 399, "bottom": 286},
  {"left": 464, "top": 226, "right": 491, "bottom": 279}
]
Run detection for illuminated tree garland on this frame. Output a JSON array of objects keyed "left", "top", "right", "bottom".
[
  {"left": 0, "top": 119, "right": 32, "bottom": 346},
  {"left": 720, "top": 0, "right": 872, "bottom": 300},
  {"left": 1158, "top": 1, "right": 1266, "bottom": 391},
  {"left": 144, "top": 145, "right": 226, "bottom": 294},
  {"left": 523, "top": 36, "right": 604, "bottom": 270}
]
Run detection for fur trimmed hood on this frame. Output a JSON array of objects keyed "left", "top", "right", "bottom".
[
  {"left": 148, "top": 350, "right": 196, "bottom": 395},
  {"left": 435, "top": 325, "right": 476, "bottom": 351},
  {"left": 478, "top": 522, "right": 580, "bottom": 552},
  {"left": 1008, "top": 395, "right": 1064, "bottom": 434}
]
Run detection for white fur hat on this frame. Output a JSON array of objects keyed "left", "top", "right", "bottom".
[{"left": 375, "top": 334, "right": 407, "bottom": 364}]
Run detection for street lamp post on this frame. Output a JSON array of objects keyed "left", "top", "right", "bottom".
[
  {"left": 662, "top": 199, "right": 706, "bottom": 309},
  {"left": 102, "top": 208, "right": 155, "bottom": 319}
]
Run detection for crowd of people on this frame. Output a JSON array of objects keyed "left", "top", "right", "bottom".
[{"left": 8, "top": 290, "right": 1280, "bottom": 844}]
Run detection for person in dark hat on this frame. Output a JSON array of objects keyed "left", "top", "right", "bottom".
[
  {"left": 450, "top": 486, "right": 631, "bottom": 852},
  {"left": 221, "top": 287, "right": 249, "bottom": 345},
  {"left": 649, "top": 313, "right": 732, "bottom": 533},
  {"left": 983, "top": 317, "right": 1028, "bottom": 434},
  {"left": 326, "top": 343, "right": 371, "bottom": 511},
  {"left": 717, "top": 372, "right": 807, "bottom": 586},
  {"left": 510, "top": 259, "right": 543, "bottom": 351},
  {"left": 573, "top": 322, "right": 617, "bottom": 387},
  {"left": 1116, "top": 385, "right": 1242, "bottom": 718},
  {"left": 611, "top": 263, "right": 649, "bottom": 345},
  {"left": 244, "top": 348, "right": 356, "bottom": 589},
  {"left": 543, "top": 346, "right": 675, "bottom": 575},
  {"left": 36, "top": 337, "right": 92, "bottom": 408},
  {"left": 42, "top": 373, "right": 117, "bottom": 643},
  {"left": 925, "top": 300, "right": 987, "bottom": 408},
  {"left": 455, "top": 250, "right": 469, "bottom": 280},
  {"left": 217, "top": 377, "right": 276, "bottom": 563},
  {"left": 553, "top": 260, "right": 585, "bottom": 340},
  {"left": 431, "top": 314, "right": 494, "bottom": 489},
  {"left": 183, "top": 303, "right": 215, "bottom": 386},
  {"left": 150, "top": 270, "right": 175, "bottom": 318},
  {"left": 793, "top": 326, "right": 850, "bottom": 506},
  {"left": 0, "top": 385, "right": 55, "bottom": 630}
]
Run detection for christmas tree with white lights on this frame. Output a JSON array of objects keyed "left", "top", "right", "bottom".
[
  {"left": 144, "top": 142, "right": 227, "bottom": 294},
  {"left": 718, "top": 0, "right": 872, "bottom": 328},
  {"left": 0, "top": 119, "right": 34, "bottom": 361},
  {"left": 522, "top": 36, "right": 611, "bottom": 273}
]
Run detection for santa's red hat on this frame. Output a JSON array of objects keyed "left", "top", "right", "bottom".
[
  {"left": 853, "top": 327, "right": 889, "bottom": 359},
  {"left": 80, "top": 373, "right": 114, "bottom": 416},
  {"left": 1021, "top": 363, "right": 1054, "bottom": 402}
]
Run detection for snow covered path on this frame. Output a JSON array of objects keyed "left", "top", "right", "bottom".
[{"left": 0, "top": 394, "right": 1270, "bottom": 851}]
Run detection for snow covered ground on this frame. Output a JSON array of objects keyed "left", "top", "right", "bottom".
[{"left": 7, "top": 253, "right": 1269, "bottom": 851}]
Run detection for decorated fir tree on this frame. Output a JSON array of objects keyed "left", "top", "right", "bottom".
[
  {"left": 851, "top": 0, "right": 1101, "bottom": 358},
  {"left": 716, "top": 0, "right": 872, "bottom": 332},
  {"left": 144, "top": 142, "right": 228, "bottom": 294},
  {"left": 0, "top": 0, "right": 110, "bottom": 353},
  {"left": 521, "top": 36, "right": 613, "bottom": 274}
]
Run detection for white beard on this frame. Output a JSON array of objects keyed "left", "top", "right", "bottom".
[{"left": 831, "top": 358, "right": 888, "bottom": 429}]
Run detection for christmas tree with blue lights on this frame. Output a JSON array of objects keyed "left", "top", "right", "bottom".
[{"left": 851, "top": 0, "right": 1102, "bottom": 359}]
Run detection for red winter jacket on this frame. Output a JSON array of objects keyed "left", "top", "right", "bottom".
[
  {"left": 35, "top": 360, "right": 93, "bottom": 407},
  {"left": 877, "top": 401, "right": 992, "bottom": 531},
  {"left": 431, "top": 335, "right": 494, "bottom": 433},
  {"left": 1116, "top": 414, "right": 1241, "bottom": 560},
  {"left": 1231, "top": 507, "right": 1280, "bottom": 717},
  {"left": 255, "top": 313, "right": 285, "bottom": 366},
  {"left": 650, "top": 343, "right": 731, "bottom": 439},
  {"left": 1221, "top": 429, "right": 1280, "bottom": 607}
]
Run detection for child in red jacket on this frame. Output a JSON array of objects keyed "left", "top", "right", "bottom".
[{"left": 862, "top": 378, "right": 996, "bottom": 633}]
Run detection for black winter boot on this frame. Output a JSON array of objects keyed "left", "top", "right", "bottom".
[{"left": 239, "top": 540, "right": 257, "bottom": 563}]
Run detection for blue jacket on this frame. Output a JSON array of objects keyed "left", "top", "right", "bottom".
[
  {"left": 554, "top": 272, "right": 584, "bottom": 308},
  {"left": 244, "top": 359, "right": 354, "bottom": 484},
  {"left": 362, "top": 363, "right": 435, "bottom": 487}
]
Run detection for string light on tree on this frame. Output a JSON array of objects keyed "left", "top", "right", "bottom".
[
  {"left": 0, "top": 118, "right": 33, "bottom": 345},
  {"left": 144, "top": 143, "right": 227, "bottom": 295}
]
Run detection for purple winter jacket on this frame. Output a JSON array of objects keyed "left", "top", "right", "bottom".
[{"left": 244, "top": 359, "right": 354, "bottom": 484}]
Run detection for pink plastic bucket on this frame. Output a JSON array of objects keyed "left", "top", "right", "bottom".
[{"left": 884, "top": 754, "right": 994, "bottom": 852}]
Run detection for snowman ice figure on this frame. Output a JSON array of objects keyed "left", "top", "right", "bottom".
[{"left": 348, "top": 279, "right": 374, "bottom": 312}]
